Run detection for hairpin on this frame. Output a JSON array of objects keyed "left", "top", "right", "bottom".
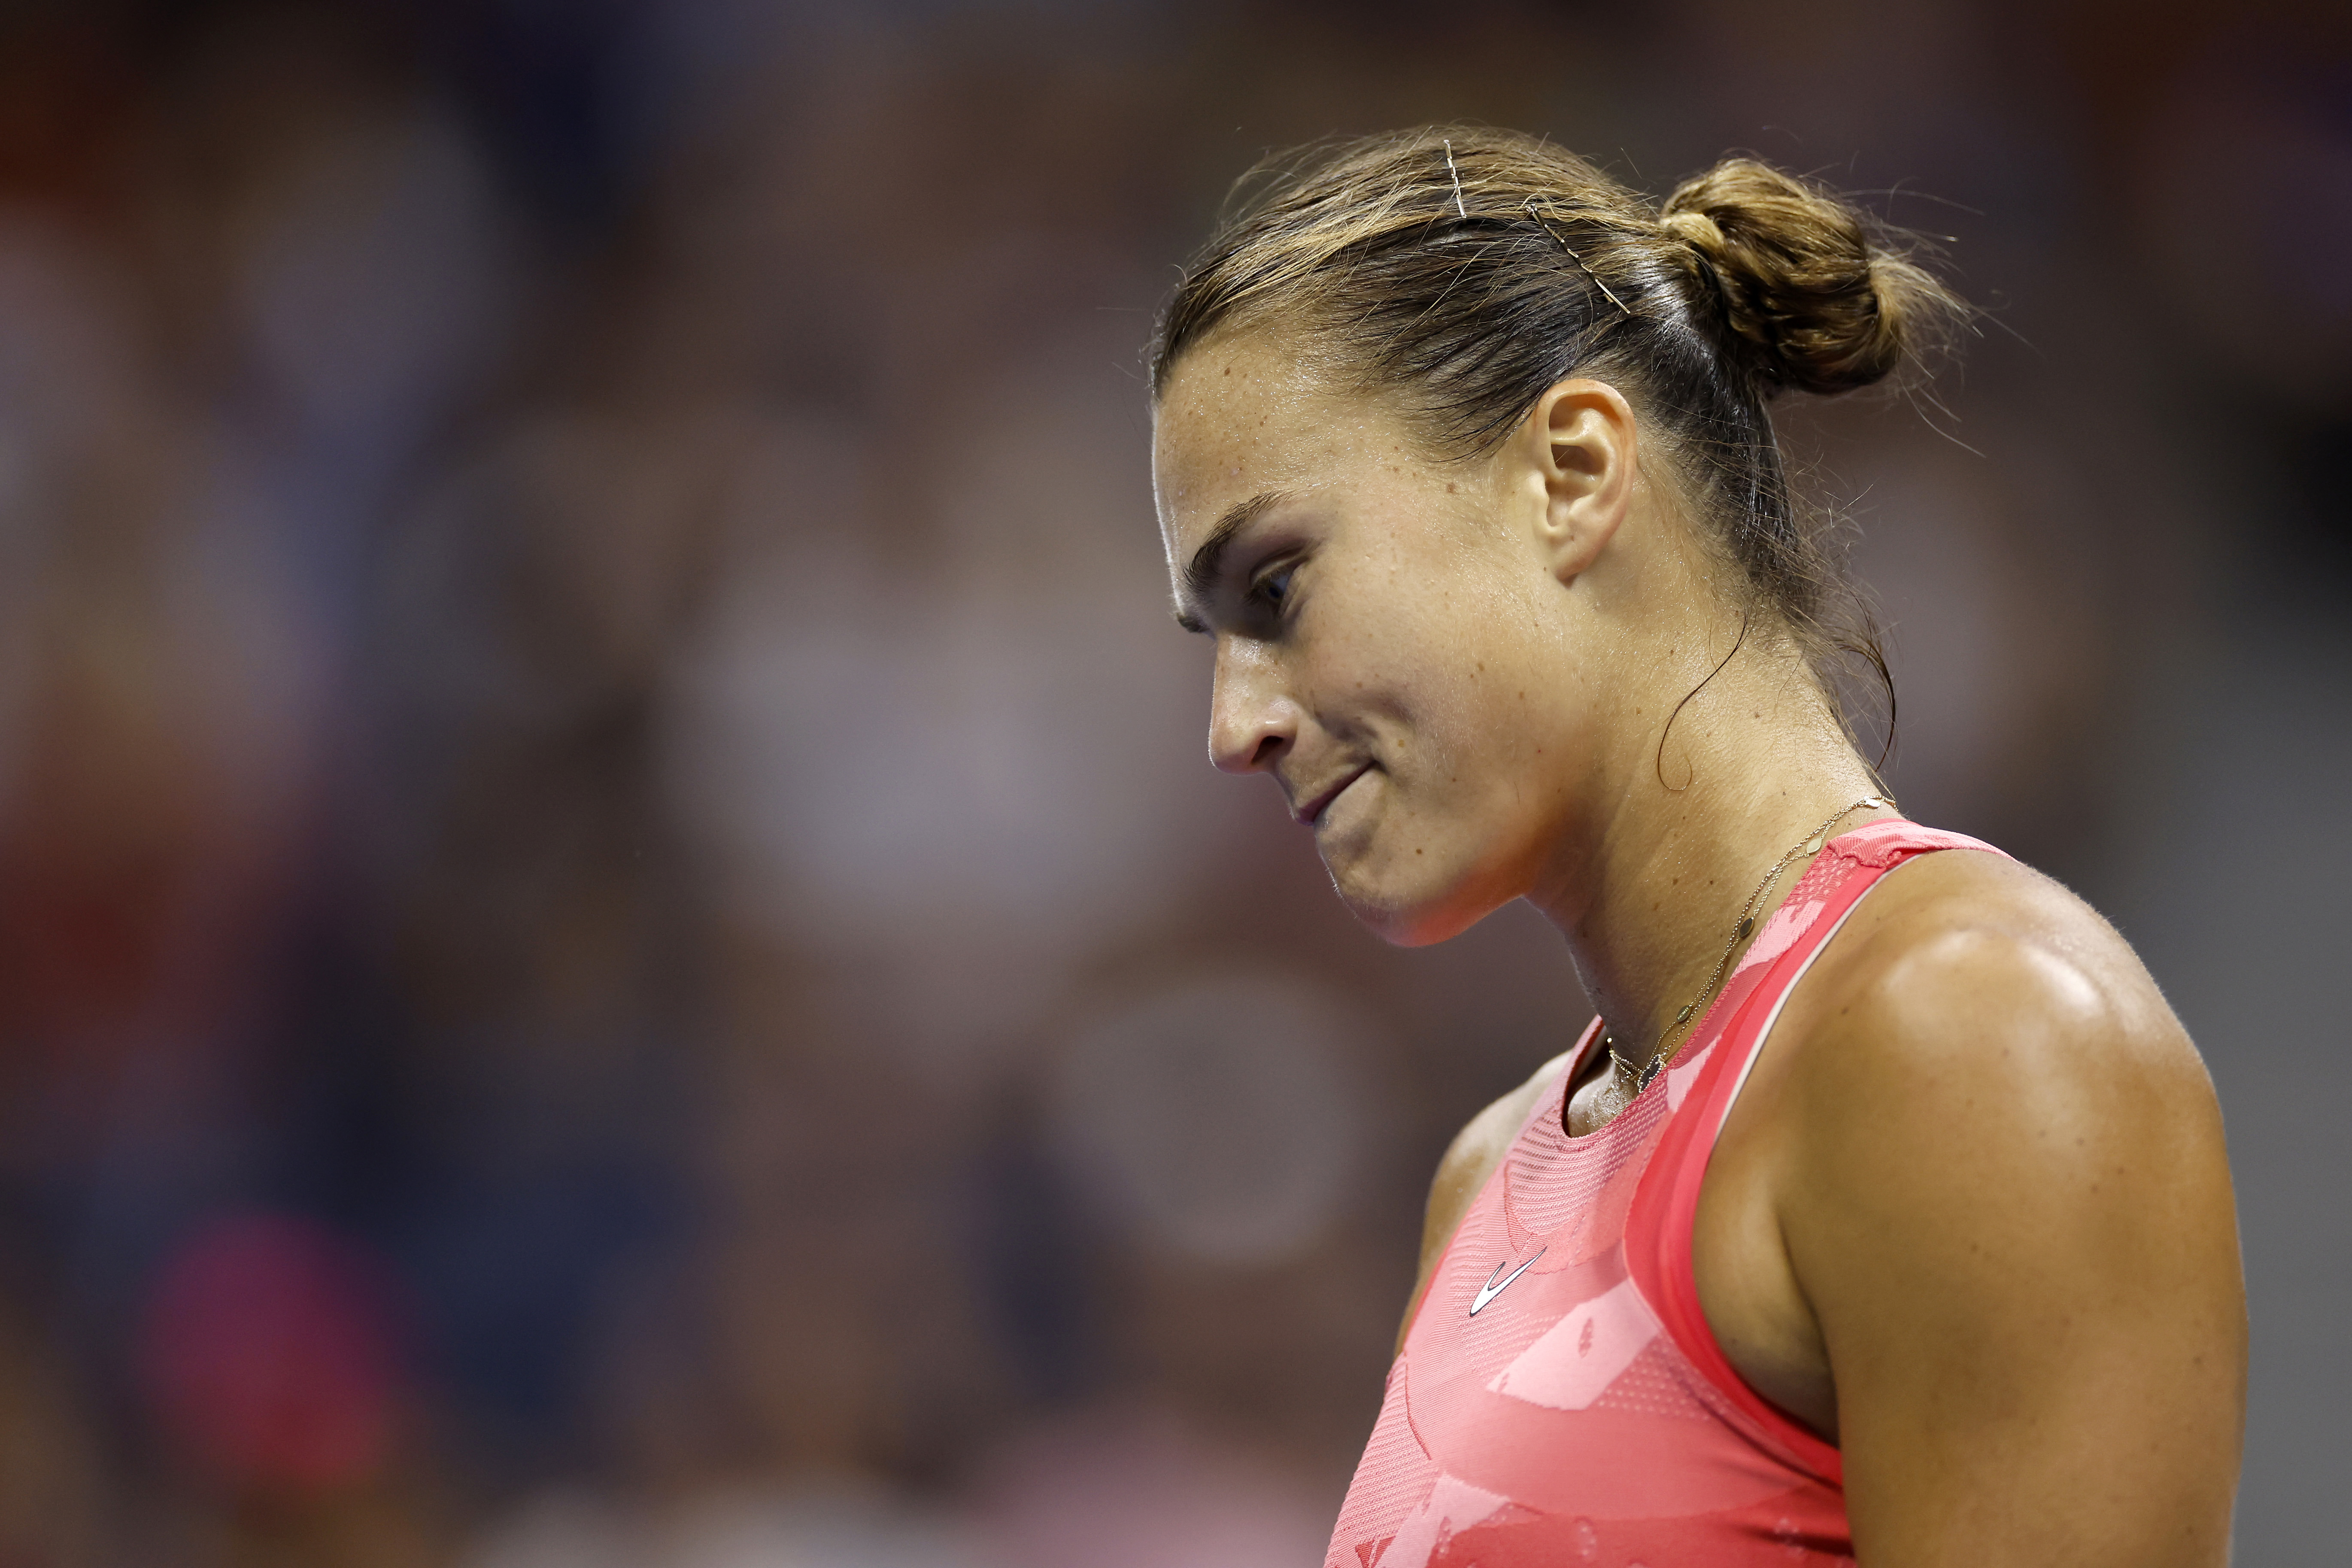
[
  {"left": 1522, "top": 197, "right": 1631, "bottom": 316},
  {"left": 1443, "top": 140, "right": 1468, "bottom": 220}
]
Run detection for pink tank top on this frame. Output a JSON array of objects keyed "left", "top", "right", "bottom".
[{"left": 1326, "top": 819, "right": 2006, "bottom": 1568}]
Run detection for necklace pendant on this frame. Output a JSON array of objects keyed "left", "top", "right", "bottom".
[{"left": 1637, "top": 1052, "right": 1667, "bottom": 1092}]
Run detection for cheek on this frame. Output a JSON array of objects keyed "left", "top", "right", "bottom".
[
  {"left": 1308, "top": 610, "right": 1476, "bottom": 746},
  {"left": 1355, "top": 644, "right": 1553, "bottom": 828},
  {"left": 1311, "top": 536, "right": 1566, "bottom": 782},
  {"left": 1416, "top": 613, "right": 1560, "bottom": 749},
  {"left": 1424, "top": 638, "right": 1587, "bottom": 847}
]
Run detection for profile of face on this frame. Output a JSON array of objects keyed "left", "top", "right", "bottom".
[{"left": 1153, "top": 328, "right": 1658, "bottom": 946}]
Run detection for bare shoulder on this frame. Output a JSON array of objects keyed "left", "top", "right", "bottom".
[
  {"left": 1395, "top": 1047, "right": 1576, "bottom": 1352},
  {"left": 1790, "top": 846, "right": 2213, "bottom": 1115},
  {"left": 1763, "top": 845, "right": 2244, "bottom": 1563},
  {"left": 1777, "top": 845, "right": 2230, "bottom": 1223}
]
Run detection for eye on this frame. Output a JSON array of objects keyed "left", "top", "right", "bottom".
[{"left": 1249, "top": 560, "right": 1299, "bottom": 613}]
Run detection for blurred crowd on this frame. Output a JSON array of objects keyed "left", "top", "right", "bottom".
[{"left": 0, "top": 0, "right": 2342, "bottom": 1564}]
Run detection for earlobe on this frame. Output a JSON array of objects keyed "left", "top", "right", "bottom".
[{"left": 1527, "top": 379, "right": 1635, "bottom": 584}]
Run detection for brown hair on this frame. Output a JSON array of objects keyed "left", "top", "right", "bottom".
[{"left": 1147, "top": 127, "right": 1967, "bottom": 755}]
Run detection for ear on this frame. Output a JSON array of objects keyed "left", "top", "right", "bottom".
[{"left": 1511, "top": 379, "right": 1637, "bottom": 584}]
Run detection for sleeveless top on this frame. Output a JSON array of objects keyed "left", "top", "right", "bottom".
[{"left": 1326, "top": 819, "right": 2006, "bottom": 1568}]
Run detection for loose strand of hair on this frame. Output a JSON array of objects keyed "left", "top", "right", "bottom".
[{"left": 1655, "top": 607, "right": 1751, "bottom": 792}]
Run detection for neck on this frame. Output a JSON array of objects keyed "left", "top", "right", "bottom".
[{"left": 1527, "top": 648, "right": 1890, "bottom": 1066}]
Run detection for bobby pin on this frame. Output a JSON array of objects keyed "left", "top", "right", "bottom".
[{"left": 1522, "top": 197, "right": 1632, "bottom": 316}]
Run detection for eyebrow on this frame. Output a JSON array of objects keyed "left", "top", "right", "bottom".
[{"left": 1173, "top": 489, "right": 1289, "bottom": 634}]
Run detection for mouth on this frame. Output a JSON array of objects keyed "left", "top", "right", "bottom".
[{"left": 1293, "top": 764, "right": 1372, "bottom": 827}]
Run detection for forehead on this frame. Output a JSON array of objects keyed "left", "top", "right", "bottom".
[{"left": 1151, "top": 330, "right": 1390, "bottom": 552}]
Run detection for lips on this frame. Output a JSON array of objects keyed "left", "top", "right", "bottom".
[{"left": 1293, "top": 764, "right": 1371, "bottom": 827}]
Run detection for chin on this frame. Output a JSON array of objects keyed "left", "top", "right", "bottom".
[{"left": 1327, "top": 857, "right": 1504, "bottom": 948}]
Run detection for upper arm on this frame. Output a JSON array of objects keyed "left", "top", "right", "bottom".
[{"left": 1784, "top": 894, "right": 2244, "bottom": 1566}]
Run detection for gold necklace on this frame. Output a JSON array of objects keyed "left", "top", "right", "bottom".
[{"left": 1603, "top": 795, "right": 1894, "bottom": 1094}]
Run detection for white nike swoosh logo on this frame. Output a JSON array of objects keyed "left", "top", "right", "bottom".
[{"left": 1469, "top": 1248, "right": 1546, "bottom": 1316}]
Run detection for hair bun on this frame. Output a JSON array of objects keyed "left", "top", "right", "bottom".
[{"left": 1660, "top": 158, "right": 1957, "bottom": 396}]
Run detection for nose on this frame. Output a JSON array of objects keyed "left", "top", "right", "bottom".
[{"left": 1208, "top": 638, "right": 1297, "bottom": 775}]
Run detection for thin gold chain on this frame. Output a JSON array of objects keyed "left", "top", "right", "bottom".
[{"left": 1604, "top": 795, "right": 1894, "bottom": 1093}]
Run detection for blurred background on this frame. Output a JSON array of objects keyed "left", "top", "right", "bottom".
[{"left": 0, "top": 0, "right": 2342, "bottom": 1562}]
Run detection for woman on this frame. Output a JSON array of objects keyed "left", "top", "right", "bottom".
[{"left": 1147, "top": 129, "right": 2244, "bottom": 1566}]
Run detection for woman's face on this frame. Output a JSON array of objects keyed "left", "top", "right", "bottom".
[{"left": 1153, "top": 330, "right": 1619, "bottom": 944}]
